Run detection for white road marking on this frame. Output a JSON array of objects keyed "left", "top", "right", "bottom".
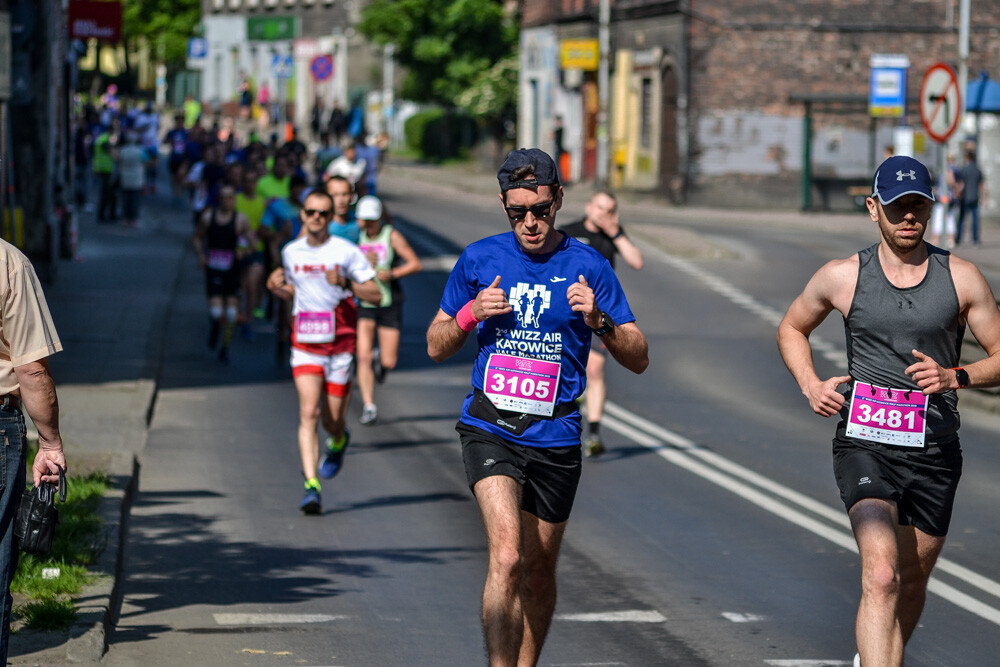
[
  {"left": 657, "top": 252, "right": 846, "bottom": 367},
  {"left": 213, "top": 613, "right": 348, "bottom": 625},
  {"left": 764, "top": 661, "right": 852, "bottom": 666},
  {"left": 418, "top": 255, "right": 459, "bottom": 272},
  {"left": 602, "top": 402, "right": 1000, "bottom": 627},
  {"left": 554, "top": 610, "right": 667, "bottom": 623},
  {"left": 721, "top": 612, "right": 767, "bottom": 623}
]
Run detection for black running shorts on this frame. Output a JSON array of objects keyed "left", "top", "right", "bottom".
[
  {"left": 206, "top": 267, "right": 241, "bottom": 298},
  {"left": 458, "top": 422, "right": 582, "bottom": 524},
  {"left": 357, "top": 302, "right": 402, "bottom": 329},
  {"left": 832, "top": 431, "right": 963, "bottom": 537}
]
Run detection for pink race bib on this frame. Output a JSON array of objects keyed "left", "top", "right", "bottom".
[
  {"left": 207, "top": 249, "right": 235, "bottom": 271},
  {"left": 845, "top": 381, "right": 927, "bottom": 448},
  {"left": 295, "top": 311, "right": 335, "bottom": 344},
  {"left": 484, "top": 353, "right": 561, "bottom": 417}
]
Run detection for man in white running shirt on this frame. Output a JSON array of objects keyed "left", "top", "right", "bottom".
[{"left": 267, "top": 190, "right": 380, "bottom": 514}]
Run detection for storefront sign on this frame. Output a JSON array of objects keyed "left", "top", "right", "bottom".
[
  {"left": 560, "top": 39, "right": 599, "bottom": 71},
  {"left": 68, "top": 0, "right": 122, "bottom": 43}
]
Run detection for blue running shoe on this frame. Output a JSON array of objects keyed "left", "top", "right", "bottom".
[
  {"left": 300, "top": 480, "right": 322, "bottom": 515},
  {"left": 319, "top": 430, "right": 350, "bottom": 479}
]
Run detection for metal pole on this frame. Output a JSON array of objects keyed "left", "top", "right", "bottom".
[
  {"left": 801, "top": 102, "right": 812, "bottom": 210},
  {"left": 954, "top": 0, "right": 969, "bottom": 152},
  {"left": 596, "top": 0, "right": 610, "bottom": 186},
  {"left": 382, "top": 43, "right": 394, "bottom": 139}
]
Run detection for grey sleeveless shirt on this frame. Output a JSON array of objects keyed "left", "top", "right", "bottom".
[{"left": 840, "top": 243, "right": 964, "bottom": 444}]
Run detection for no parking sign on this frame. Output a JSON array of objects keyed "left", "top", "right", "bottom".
[{"left": 310, "top": 55, "right": 333, "bottom": 82}]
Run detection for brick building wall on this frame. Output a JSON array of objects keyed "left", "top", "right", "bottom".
[{"left": 687, "top": 0, "right": 1000, "bottom": 207}]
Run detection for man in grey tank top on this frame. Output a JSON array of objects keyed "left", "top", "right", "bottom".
[{"left": 777, "top": 155, "right": 1000, "bottom": 667}]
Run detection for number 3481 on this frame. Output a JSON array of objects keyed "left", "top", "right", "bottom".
[{"left": 854, "top": 404, "right": 917, "bottom": 429}]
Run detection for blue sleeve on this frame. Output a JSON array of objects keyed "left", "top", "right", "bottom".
[
  {"left": 591, "top": 260, "right": 635, "bottom": 326},
  {"left": 261, "top": 202, "right": 276, "bottom": 230},
  {"left": 440, "top": 249, "right": 480, "bottom": 317}
]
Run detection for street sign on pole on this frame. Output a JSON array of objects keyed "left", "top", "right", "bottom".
[
  {"left": 272, "top": 53, "right": 294, "bottom": 80},
  {"left": 869, "top": 53, "right": 910, "bottom": 118},
  {"left": 919, "top": 62, "right": 961, "bottom": 143},
  {"left": 310, "top": 55, "right": 333, "bottom": 82}
]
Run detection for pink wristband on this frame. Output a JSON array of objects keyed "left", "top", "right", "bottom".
[{"left": 455, "top": 300, "right": 481, "bottom": 332}]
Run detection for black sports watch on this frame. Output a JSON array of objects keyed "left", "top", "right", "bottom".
[
  {"left": 591, "top": 312, "right": 615, "bottom": 337},
  {"left": 954, "top": 367, "right": 970, "bottom": 389}
]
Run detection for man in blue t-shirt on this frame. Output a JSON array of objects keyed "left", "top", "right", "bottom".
[{"left": 426, "top": 148, "right": 649, "bottom": 666}]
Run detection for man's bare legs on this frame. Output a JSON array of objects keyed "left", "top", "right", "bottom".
[
  {"left": 474, "top": 476, "right": 567, "bottom": 667},
  {"left": 517, "top": 511, "right": 566, "bottom": 666},
  {"left": 294, "top": 374, "right": 324, "bottom": 480},
  {"left": 849, "top": 499, "right": 946, "bottom": 667}
]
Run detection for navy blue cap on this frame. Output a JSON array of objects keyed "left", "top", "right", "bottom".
[
  {"left": 497, "top": 148, "right": 560, "bottom": 193},
  {"left": 871, "top": 155, "right": 935, "bottom": 204}
]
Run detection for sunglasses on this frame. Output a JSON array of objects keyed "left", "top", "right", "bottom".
[
  {"left": 504, "top": 200, "right": 554, "bottom": 222},
  {"left": 303, "top": 208, "right": 332, "bottom": 218}
]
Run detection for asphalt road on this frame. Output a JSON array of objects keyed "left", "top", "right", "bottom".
[{"left": 102, "top": 175, "right": 1000, "bottom": 666}]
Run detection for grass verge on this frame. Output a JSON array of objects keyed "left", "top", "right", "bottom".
[{"left": 11, "top": 471, "right": 109, "bottom": 633}]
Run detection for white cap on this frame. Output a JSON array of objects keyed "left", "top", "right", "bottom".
[{"left": 356, "top": 195, "right": 382, "bottom": 220}]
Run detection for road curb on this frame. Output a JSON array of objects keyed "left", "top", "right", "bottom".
[{"left": 65, "top": 453, "right": 138, "bottom": 664}]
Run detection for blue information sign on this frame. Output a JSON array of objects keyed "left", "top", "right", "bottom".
[
  {"left": 272, "top": 54, "right": 294, "bottom": 79},
  {"left": 187, "top": 37, "right": 207, "bottom": 60},
  {"left": 869, "top": 53, "right": 910, "bottom": 118}
]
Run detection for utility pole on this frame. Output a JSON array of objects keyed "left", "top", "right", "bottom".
[
  {"left": 955, "top": 0, "right": 969, "bottom": 151},
  {"left": 382, "top": 43, "right": 394, "bottom": 141},
  {"left": 0, "top": 0, "right": 9, "bottom": 246},
  {"left": 596, "top": 0, "right": 609, "bottom": 186}
]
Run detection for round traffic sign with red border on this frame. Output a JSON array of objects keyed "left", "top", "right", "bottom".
[
  {"left": 310, "top": 55, "right": 333, "bottom": 82},
  {"left": 919, "top": 62, "right": 961, "bottom": 143}
]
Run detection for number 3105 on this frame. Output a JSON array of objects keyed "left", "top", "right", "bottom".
[{"left": 490, "top": 373, "right": 551, "bottom": 399}]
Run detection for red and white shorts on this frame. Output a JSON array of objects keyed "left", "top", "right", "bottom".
[{"left": 291, "top": 348, "right": 354, "bottom": 396}]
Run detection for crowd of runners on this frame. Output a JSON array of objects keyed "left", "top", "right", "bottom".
[{"left": 74, "top": 93, "right": 1000, "bottom": 666}]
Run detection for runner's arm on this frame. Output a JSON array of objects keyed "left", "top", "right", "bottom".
[
  {"left": 777, "top": 262, "right": 853, "bottom": 416},
  {"left": 344, "top": 276, "right": 381, "bottom": 304},
  {"left": 191, "top": 212, "right": 211, "bottom": 269},
  {"left": 908, "top": 259, "right": 1000, "bottom": 392},
  {"left": 426, "top": 308, "right": 472, "bottom": 362},
  {"left": 601, "top": 321, "right": 649, "bottom": 374},
  {"left": 428, "top": 276, "right": 510, "bottom": 362},
  {"left": 266, "top": 267, "right": 294, "bottom": 301},
  {"left": 384, "top": 229, "right": 422, "bottom": 282}
]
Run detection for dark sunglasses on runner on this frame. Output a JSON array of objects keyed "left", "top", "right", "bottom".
[
  {"left": 303, "top": 208, "right": 333, "bottom": 218},
  {"left": 504, "top": 200, "right": 554, "bottom": 222}
]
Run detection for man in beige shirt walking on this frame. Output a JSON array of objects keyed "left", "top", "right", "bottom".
[{"left": 0, "top": 238, "right": 65, "bottom": 662}]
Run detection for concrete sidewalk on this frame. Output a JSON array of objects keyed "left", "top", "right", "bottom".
[{"left": 9, "top": 181, "right": 192, "bottom": 664}]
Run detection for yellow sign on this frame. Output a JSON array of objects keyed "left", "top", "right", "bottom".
[{"left": 560, "top": 39, "right": 599, "bottom": 71}]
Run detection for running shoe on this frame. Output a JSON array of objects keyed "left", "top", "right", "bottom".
[
  {"left": 300, "top": 480, "right": 322, "bottom": 514},
  {"left": 360, "top": 403, "right": 378, "bottom": 426},
  {"left": 319, "top": 430, "right": 350, "bottom": 478},
  {"left": 584, "top": 436, "right": 605, "bottom": 458}
]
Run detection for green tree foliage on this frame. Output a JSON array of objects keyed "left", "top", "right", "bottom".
[
  {"left": 456, "top": 54, "right": 517, "bottom": 120},
  {"left": 358, "top": 0, "right": 517, "bottom": 106},
  {"left": 122, "top": 0, "right": 201, "bottom": 66}
]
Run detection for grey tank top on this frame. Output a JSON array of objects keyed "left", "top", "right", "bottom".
[{"left": 841, "top": 243, "right": 964, "bottom": 443}]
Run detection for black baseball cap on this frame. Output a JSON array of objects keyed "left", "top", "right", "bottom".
[{"left": 497, "top": 148, "right": 560, "bottom": 193}]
